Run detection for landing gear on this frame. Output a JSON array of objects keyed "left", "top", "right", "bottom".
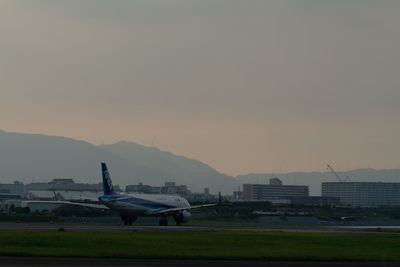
[
  {"left": 173, "top": 213, "right": 183, "bottom": 226},
  {"left": 121, "top": 214, "right": 128, "bottom": 225},
  {"left": 120, "top": 214, "right": 137, "bottom": 226},
  {"left": 159, "top": 218, "right": 168, "bottom": 226}
]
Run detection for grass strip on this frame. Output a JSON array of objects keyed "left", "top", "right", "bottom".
[{"left": 0, "top": 230, "right": 399, "bottom": 261}]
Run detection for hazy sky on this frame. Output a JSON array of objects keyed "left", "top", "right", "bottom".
[{"left": 1, "top": 0, "right": 399, "bottom": 176}]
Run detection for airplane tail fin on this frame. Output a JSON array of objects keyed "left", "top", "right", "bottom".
[{"left": 101, "top": 162, "right": 115, "bottom": 195}]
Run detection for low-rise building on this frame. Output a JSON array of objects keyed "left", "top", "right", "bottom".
[
  {"left": 25, "top": 190, "right": 101, "bottom": 201},
  {"left": 25, "top": 179, "right": 121, "bottom": 192},
  {"left": 125, "top": 182, "right": 191, "bottom": 197},
  {"left": 0, "top": 181, "right": 25, "bottom": 197},
  {"left": 322, "top": 182, "right": 400, "bottom": 207},
  {"left": 126, "top": 183, "right": 161, "bottom": 194}
]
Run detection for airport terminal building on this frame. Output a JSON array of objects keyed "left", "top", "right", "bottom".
[{"left": 322, "top": 182, "right": 400, "bottom": 207}]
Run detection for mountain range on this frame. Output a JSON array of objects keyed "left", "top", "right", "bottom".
[
  {"left": 0, "top": 129, "right": 398, "bottom": 195},
  {"left": 0, "top": 130, "right": 239, "bottom": 194}
]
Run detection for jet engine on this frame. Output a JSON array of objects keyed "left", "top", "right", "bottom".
[
  {"left": 181, "top": 210, "right": 191, "bottom": 222},
  {"left": 173, "top": 210, "right": 191, "bottom": 224}
]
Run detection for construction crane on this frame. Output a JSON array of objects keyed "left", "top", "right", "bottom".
[{"left": 326, "top": 164, "right": 348, "bottom": 182}]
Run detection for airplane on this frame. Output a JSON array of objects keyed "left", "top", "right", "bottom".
[
  {"left": 10, "top": 163, "right": 217, "bottom": 225},
  {"left": 98, "top": 162, "right": 217, "bottom": 226}
]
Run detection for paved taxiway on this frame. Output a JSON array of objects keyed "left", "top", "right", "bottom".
[
  {"left": 0, "top": 223, "right": 399, "bottom": 234},
  {"left": 0, "top": 257, "right": 396, "bottom": 267}
]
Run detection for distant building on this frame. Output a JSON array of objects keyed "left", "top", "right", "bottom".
[
  {"left": 0, "top": 181, "right": 25, "bottom": 197},
  {"left": 126, "top": 183, "right": 161, "bottom": 194},
  {"left": 25, "top": 179, "right": 120, "bottom": 192},
  {"left": 164, "top": 182, "right": 176, "bottom": 187},
  {"left": 49, "top": 178, "right": 74, "bottom": 184},
  {"left": 23, "top": 179, "right": 121, "bottom": 201},
  {"left": 25, "top": 190, "right": 101, "bottom": 201},
  {"left": 204, "top": 187, "right": 210, "bottom": 196},
  {"left": 0, "top": 200, "right": 22, "bottom": 212},
  {"left": 0, "top": 193, "right": 22, "bottom": 201},
  {"left": 231, "top": 190, "right": 244, "bottom": 201},
  {"left": 243, "top": 181, "right": 309, "bottom": 201},
  {"left": 0, "top": 200, "right": 63, "bottom": 213},
  {"left": 126, "top": 182, "right": 191, "bottom": 197},
  {"left": 161, "top": 182, "right": 190, "bottom": 196},
  {"left": 22, "top": 201, "right": 64, "bottom": 213},
  {"left": 269, "top": 177, "right": 282, "bottom": 186},
  {"left": 322, "top": 182, "right": 400, "bottom": 207}
]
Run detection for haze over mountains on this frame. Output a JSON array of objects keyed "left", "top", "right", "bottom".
[
  {"left": 0, "top": 130, "right": 238, "bottom": 194},
  {"left": 1, "top": 129, "right": 399, "bottom": 195}
]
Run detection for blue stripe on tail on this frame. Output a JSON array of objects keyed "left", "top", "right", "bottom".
[{"left": 101, "top": 162, "right": 115, "bottom": 195}]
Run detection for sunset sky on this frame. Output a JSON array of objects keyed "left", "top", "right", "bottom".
[{"left": 1, "top": 0, "right": 399, "bottom": 176}]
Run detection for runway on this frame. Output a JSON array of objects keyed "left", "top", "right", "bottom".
[{"left": 0, "top": 223, "right": 398, "bottom": 234}]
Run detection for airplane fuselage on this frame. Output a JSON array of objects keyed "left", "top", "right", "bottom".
[{"left": 99, "top": 193, "right": 190, "bottom": 216}]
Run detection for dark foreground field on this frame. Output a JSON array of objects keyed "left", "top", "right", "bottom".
[
  {"left": 0, "top": 257, "right": 394, "bottom": 267},
  {"left": 0, "top": 230, "right": 400, "bottom": 261}
]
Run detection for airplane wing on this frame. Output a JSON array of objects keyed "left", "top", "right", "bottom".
[
  {"left": 147, "top": 203, "right": 217, "bottom": 215},
  {"left": 23, "top": 200, "right": 109, "bottom": 209},
  {"left": 65, "top": 202, "right": 109, "bottom": 209},
  {"left": 190, "top": 203, "right": 218, "bottom": 209},
  {"left": 40, "top": 191, "right": 109, "bottom": 209},
  {"left": 72, "top": 196, "right": 101, "bottom": 202}
]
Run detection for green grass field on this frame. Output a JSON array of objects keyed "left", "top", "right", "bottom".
[{"left": 0, "top": 230, "right": 400, "bottom": 261}]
